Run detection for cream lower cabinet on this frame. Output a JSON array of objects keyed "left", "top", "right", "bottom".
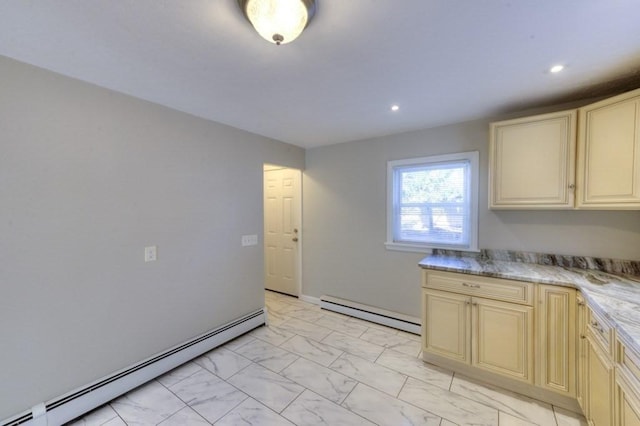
[
  {"left": 616, "top": 371, "right": 640, "bottom": 426},
  {"left": 585, "top": 307, "right": 615, "bottom": 426},
  {"left": 616, "top": 340, "right": 640, "bottom": 426},
  {"left": 536, "top": 285, "right": 576, "bottom": 397},
  {"left": 586, "top": 336, "right": 615, "bottom": 425},
  {"left": 422, "top": 281, "right": 534, "bottom": 383},
  {"left": 422, "top": 269, "right": 640, "bottom": 423},
  {"left": 577, "top": 294, "right": 588, "bottom": 412},
  {"left": 422, "top": 289, "right": 470, "bottom": 363},
  {"left": 422, "top": 270, "right": 581, "bottom": 410},
  {"left": 473, "top": 297, "right": 534, "bottom": 382}
]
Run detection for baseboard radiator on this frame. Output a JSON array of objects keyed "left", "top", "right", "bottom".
[
  {"left": 1, "top": 309, "right": 265, "bottom": 426},
  {"left": 320, "top": 295, "right": 421, "bottom": 334}
]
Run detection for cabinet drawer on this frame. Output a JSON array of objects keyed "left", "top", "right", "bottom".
[
  {"left": 587, "top": 307, "right": 614, "bottom": 355},
  {"left": 424, "top": 271, "right": 534, "bottom": 306}
]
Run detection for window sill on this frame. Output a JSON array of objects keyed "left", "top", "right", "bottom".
[
  {"left": 384, "top": 242, "right": 433, "bottom": 254},
  {"left": 384, "top": 241, "right": 480, "bottom": 254}
]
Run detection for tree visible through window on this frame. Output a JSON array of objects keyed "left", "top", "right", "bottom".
[{"left": 386, "top": 151, "right": 478, "bottom": 252}]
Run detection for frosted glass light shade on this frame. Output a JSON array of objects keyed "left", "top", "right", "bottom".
[{"left": 239, "top": 0, "right": 316, "bottom": 45}]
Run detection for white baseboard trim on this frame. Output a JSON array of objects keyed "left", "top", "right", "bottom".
[
  {"left": 1, "top": 309, "right": 265, "bottom": 426},
  {"left": 299, "top": 294, "right": 320, "bottom": 305},
  {"left": 320, "top": 295, "right": 421, "bottom": 334}
]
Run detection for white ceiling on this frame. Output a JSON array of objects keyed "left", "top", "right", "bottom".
[{"left": 1, "top": 1, "right": 639, "bottom": 148}]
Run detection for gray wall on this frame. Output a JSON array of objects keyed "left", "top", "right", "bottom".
[
  {"left": 302, "top": 119, "right": 640, "bottom": 318},
  {"left": 0, "top": 56, "right": 304, "bottom": 420}
]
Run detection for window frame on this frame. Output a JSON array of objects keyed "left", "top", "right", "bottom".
[{"left": 385, "top": 151, "right": 480, "bottom": 253}]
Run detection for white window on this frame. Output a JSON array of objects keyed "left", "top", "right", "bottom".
[{"left": 386, "top": 151, "right": 479, "bottom": 253}]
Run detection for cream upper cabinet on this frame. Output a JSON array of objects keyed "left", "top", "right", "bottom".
[
  {"left": 489, "top": 110, "right": 577, "bottom": 209},
  {"left": 577, "top": 88, "right": 640, "bottom": 209},
  {"left": 536, "top": 285, "right": 576, "bottom": 397}
]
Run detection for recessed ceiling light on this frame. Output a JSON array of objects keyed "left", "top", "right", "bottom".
[
  {"left": 550, "top": 65, "right": 564, "bottom": 73},
  {"left": 391, "top": 105, "right": 400, "bottom": 111}
]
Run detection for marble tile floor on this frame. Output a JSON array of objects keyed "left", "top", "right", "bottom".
[{"left": 68, "top": 291, "right": 587, "bottom": 426}]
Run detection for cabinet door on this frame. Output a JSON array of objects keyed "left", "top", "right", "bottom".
[
  {"left": 616, "top": 371, "right": 640, "bottom": 426},
  {"left": 586, "top": 336, "right": 615, "bottom": 426},
  {"left": 472, "top": 298, "right": 534, "bottom": 383},
  {"left": 537, "top": 285, "right": 576, "bottom": 397},
  {"left": 621, "top": 398, "right": 640, "bottom": 426},
  {"left": 577, "top": 294, "right": 588, "bottom": 412},
  {"left": 422, "top": 289, "right": 470, "bottom": 363},
  {"left": 489, "top": 110, "right": 576, "bottom": 209},
  {"left": 577, "top": 88, "right": 640, "bottom": 209}
]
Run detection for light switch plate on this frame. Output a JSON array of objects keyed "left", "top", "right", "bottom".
[
  {"left": 241, "top": 235, "right": 258, "bottom": 246},
  {"left": 144, "top": 246, "right": 157, "bottom": 262}
]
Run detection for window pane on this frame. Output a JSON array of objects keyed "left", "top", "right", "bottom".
[
  {"left": 400, "top": 163, "right": 466, "bottom": 204},
  {"left": 395, "top": 161, "right": 470, "bottom": 246}
]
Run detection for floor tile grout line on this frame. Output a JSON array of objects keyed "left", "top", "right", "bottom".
[
  {"left": 157, "top": 405, "right": 212, "bottom": 426},
  {"left": 352, "top": 380, "right": 445, "bottom": 425},
  {"left": 162, "top": 365, "right": 252, "bottom": 425},
  {"left": 395, "top": 375, "right": 409, "bottom": 399},
  {"left": 396, "top": 375, "right": 503, "bottom": 424},
  {"left": 551, "top": 405, "right": 560, "bottom": 426},
  {"left": 105, "top": 405, "right": 128, "bottom": 426},
  {"left": 158, "top": 363, "right": 205, "bottom": 390},
  {"left": 448, "top": 374, "right": 562, "bottom": 425},
  {"left": 275, "top": 387, "right": 307, "bottom": 417}
]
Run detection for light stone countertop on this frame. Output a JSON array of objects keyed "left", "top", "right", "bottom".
[{"left": 419, "top": 255, "right": 640, "bottom": 356}]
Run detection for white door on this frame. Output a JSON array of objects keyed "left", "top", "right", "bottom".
[{"left": 264, "top": 167, "right": 301, "bottom": 296}]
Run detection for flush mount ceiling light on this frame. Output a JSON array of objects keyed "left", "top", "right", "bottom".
[
  {"left": 550, "top": 64, "right": 564, "bottom": 73},
  {"left": 238, "top": 0, "right": 317, "bottom": 45}
]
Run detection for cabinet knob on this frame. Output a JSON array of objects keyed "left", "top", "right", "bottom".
[
  {"left": 590, "top": 321, "right": 604, "bottom": 334},
  {"left": 568, "top": 183, "right": 576, "bottom": 189},
  {"left": 580, "top": 334, "right": 586, "bottom": 339}
]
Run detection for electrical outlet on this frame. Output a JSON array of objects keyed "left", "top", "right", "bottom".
[
  {"left": 241, "top": 235, "right": 258, "bottom": 246},
  {"left": 144, "top": 246, "right": 157, "bottom": 262}
]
